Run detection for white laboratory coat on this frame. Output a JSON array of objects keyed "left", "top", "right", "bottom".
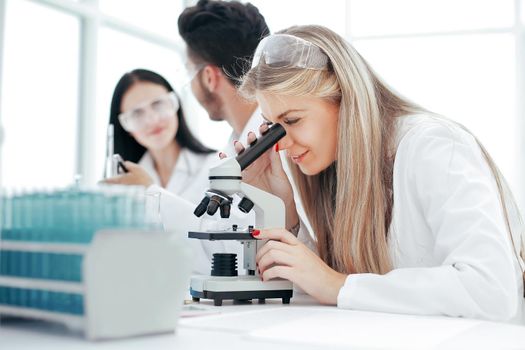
[
  {"left": 140, "top": 148, "right": 222, "bottom": 275},
  {"left": 334, "top": 114, "right": 525, "bottom": 323},
  {"left": 139, "top": 148, "right": 217, "bottom": 205}
]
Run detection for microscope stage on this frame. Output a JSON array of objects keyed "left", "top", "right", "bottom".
[{"left": 188, "top": 231, "right": 256, "bottom": 240}]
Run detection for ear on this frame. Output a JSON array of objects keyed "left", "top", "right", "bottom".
[{"left": 201, "top": 65, "right": 223, "bottom": 93}]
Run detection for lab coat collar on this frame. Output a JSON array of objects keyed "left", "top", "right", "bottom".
[
  {"left": 227, "top": 108, "right": 264, "bottom": 153},
  {"left": 138, "top": 148, "right": 193, "bottom": 187}
]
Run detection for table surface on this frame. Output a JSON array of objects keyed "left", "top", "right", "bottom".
[{"left": 1, "top": 294, "right": 525, "bottom": 350}]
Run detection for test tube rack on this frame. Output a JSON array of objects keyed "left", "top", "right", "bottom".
[{"left": 0, "top": 188, "right": 192, "bottom": 340}]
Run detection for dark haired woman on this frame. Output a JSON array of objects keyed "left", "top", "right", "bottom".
[
  {"left": 105, "top": 68, "right": 214, "bottom": 192},
  {"left": 105, "top": 68, "right": 225, "bottom": 274}
]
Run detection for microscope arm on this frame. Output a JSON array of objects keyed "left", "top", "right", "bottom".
[
  {"left": 240, "top": 182, "right": 285, "bottom": 228},
  {"left": 240, "top": 182, "right": 285, "bottom": 271}
]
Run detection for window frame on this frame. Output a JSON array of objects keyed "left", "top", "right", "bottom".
[{"left": 0, "top": 0, "right": 185, "bottom": 187}]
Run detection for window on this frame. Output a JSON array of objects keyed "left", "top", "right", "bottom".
[
  {"left": 99, "top": 0, "right": 184, "bottom": 38},
  {"left": 0, "top": 0, "right": 190, "bottom": 188},
  {"left": 348, "top": 0, "right": 513, "bottom": 36},
  {"left": 247, "top": 0, "right": 347, "bottom": 37},
  {"left": 1, "top": 0, "right": 79, "bottom": 188}
]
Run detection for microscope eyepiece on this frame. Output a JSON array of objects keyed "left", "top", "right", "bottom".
[{"left": 236, "top": 123, "right": 286, "bottom": 171}]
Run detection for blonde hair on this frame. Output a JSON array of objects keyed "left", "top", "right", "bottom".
[{"left": 240, "top": 25, "right": 525, "bottom": 278}]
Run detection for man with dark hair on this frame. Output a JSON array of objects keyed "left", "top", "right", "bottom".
[
  {"left": 178, "top": 0, "right": 269, "bottom": 140},
  {"left": 131, "top": 1, "right": 270, "bottom": 276},
  {"left": 177, "top": 0, "right": 311, "bottom": 249}
]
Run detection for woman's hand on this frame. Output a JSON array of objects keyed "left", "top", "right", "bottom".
[
  {"left": 253, "top": 228, "right": 347, "bottom": 305},
  {"left": 102, "top": 161, "right": 154, "bottom": 187},
  {"left": 220, "top": 123, "right": 299, "bottom": 229}
]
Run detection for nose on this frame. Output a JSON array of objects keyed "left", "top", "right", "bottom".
[
  {"left": 277, "top": 133, "right": 293, "bottom": 151},
  {"left": 144, "top": 109, "right": 162, "bottom": 126}
]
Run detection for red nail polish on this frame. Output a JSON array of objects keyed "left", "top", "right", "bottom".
[
  {"left": 274, "top": 143, "right": 279, "bottom": 152},
  {"left": 252, "top": 229, "right": 260, "bottom": 237}
]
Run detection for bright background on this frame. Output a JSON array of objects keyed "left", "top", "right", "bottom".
[{"left": 0, "top": 0, "right": 524, "bottom": 212}]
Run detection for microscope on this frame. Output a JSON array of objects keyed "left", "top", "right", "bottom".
[{"left": 189, "top": 123, "right": 293, "bottom": 306}]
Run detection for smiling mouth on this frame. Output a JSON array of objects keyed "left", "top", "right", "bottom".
[
  {"left": 150, "top": 127, "right": 164, "bottom": 135},
  {"left": 290, "top": 150, "right": 308, "bottom": 163}
]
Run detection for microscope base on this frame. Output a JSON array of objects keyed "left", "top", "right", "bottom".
[{"left": 189, "top": 275, "right": 293, "bottom": 306}]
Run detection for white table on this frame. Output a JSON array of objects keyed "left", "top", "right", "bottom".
[{"left": 1, "top": 295, "right": 525, "bottom": 350}]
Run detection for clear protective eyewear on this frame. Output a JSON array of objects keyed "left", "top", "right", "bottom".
[
  {"left": 182, "top": 61, "right": 207, "bottom": 86},
  {"left": 118, "top": 91, "right": 179, "bottom": 132},
  {"left": 251, "top": 34, "right": 329, "bottom": 70}
]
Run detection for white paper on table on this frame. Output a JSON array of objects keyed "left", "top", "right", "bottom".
[
  {"left": 179, "top": 307, "right": 316, "bottom": 333},
  {"left": 245, "top": 308, "right": 481, "bottom": 350}
]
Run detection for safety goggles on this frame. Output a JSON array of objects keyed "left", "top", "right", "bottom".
[
  {"left": 181, "top": 61, "right": 207, "bottom": 86},
  {"left": 251, "top": 34, "right": 329, "bottom": 70},
  {"left": 118, "top": 92, "right": 179, "bottom": 132}
]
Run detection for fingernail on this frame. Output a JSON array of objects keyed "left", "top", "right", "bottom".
[
  {"left": 252, "top": 229, "right": 260, "bottom": 237},
  {"left": 234, "top": 140, "right": 238, "bottom": 145},
  {"left": 274, "top": 143, "right": 279, "bottom": 152}
]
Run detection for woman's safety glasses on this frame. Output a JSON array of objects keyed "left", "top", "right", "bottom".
[
  {"left": 118, "top": 92, "right": 179, "bottom": 132},
  {"left": 251, "top": 34, "right": 329, "bottom": 70}
]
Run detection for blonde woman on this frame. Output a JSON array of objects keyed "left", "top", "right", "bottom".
[{"left": 230, "top": 25, "right": 525, "bottom": 323}]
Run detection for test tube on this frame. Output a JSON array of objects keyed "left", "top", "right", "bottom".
[
  {"left": 0, "top": 286, "right": 6, "bottom": 306},
  {"left": 3, "top": 191, "right": 12, "bottom": 240},
  {"left": 0, "top": 248, "right": 7, "bottom": 275},
  {"left": 12, "top": 191, "right": 21, "bottom": 241}
]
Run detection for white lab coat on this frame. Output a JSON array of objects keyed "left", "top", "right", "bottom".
[
  {"left": 144, "top": 109, "right": 264, "bottom": 275},
  {"left": 139, "top": 148, "right": 216, "bottom": 205},
  {"left": 140, "top": 148, "right": 222, "bottom": 275},
  {"left": 334, "top": 114, "right": 525, "bottom": 323}
]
